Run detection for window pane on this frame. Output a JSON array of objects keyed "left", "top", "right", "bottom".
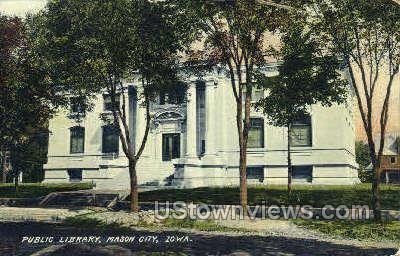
[
  {"left": 172, "top": 134, "right": 180, "bottom": 159},
  {"left": 291, "top": 125, "right": 311, "bottom": 146},
  {"left": 292, "top": 166, "right": 312, "bottom": 183},
  {"left": 102, "top": 125, "right": 119, "bottom": 154},
  {"left": 248, "top": 118, "right": 264, "bottom": 148},
  {"left": 247, "top": 167, "right": 264, "bottom": 182},
  {"left": 160, "top": 90, "right": 185, "bottom": 105},
  {"left": 162, "top": 134, "right": 181, "bottom": 161},
  {"left": 67, "top": 169, "right": 82, "bottom": 181},
  {"left": 70, "top": 127, "right": 85, "bottom": 153},
  {"left": 162, "top": 135, "right": 169, "bottom": 161},
  {"left": 104, "top": 94, "right": 120, "bottom": 111}
]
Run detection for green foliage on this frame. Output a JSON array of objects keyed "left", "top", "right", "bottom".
[
  {"left": 64, "top": 214, "right": 132, "bottom": 232},
  {"left": 255, "top": 15, "right": 348, "bottom": 127},
  {"left": 355, "top": 141, "right": 372, "bottom": 183},
  {"left": 171, "top": 0, "right": 290, "bottom": 207},
  {"left": 33, "top": 0, "right": 189, "bottom": 108},
  {"left": 138, "top": 184, "right": 400, "bottom": 210},
  {"left": 356, "top": 141, "right": 372, "bottom": 170},
  {"left": 307, "top": 0, "right": 400, "bottom": 147},
  {"left": 8, "top": 128, "right": 49, "bottom": 183},
  {"left": 173, "top": 0, "right": 287, "bottom": 71},
  {"left": 307, "top": 0, "right": 400, "bottom": 221},
  {"left": 294, "top": 219, "right": 400, "bottom": 243},
  {"left": 0, "top": 15, "right": 58, "bottom": 149},
  {"left": 0, "top": 183, "right": 94, "bottom": 198}
]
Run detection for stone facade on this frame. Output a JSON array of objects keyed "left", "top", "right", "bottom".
[{"left": 43, "top": 64, "right": 360, "bottom": 190}]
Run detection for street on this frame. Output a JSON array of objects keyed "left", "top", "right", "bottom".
[{"left": 0, "top": 222, "right": 397, "bottom": 256}]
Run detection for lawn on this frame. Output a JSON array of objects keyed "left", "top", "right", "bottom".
[
  {"left": 0, "top": 183, "right": 94, "bottom": 198},
  {"left": 65, "top": 214, "right": 244, "bottom": 233},
  {"left": 138, "top": 184, "right": 400, "bottom": 210},
  {"left": 294, "top": 219, "right": 400, "bottom": 243}
]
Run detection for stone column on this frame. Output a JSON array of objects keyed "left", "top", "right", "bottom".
[
  {"left": 205, "top": 82, "right": 217, "bottom": 155},
  {"left": 185, "top": 83, "right": 197, "bottom": 157}
]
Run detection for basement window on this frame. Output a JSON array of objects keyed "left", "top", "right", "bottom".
[
  {"left": 67, "top": 169, "right": 82, "bottom": 182},
  {"left": 292, "top": 166, "right": 313, "bottom": 183}
]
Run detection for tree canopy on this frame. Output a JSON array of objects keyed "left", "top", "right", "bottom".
[
  {"left": 306, "top": 0, "right": 400, "bottom": 222},
  {"left": 255, "top": 18, "right": 347, "bottom": 127},
  {"left": 33, "top": 0, "right": 193, "bottom": 211},
  {"left": 0, "top": 15, "right": 55, "bottom": 148}
]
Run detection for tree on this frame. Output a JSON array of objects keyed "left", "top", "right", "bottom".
[
  {"left": 9, "top": 128, "right": 49, "bottom": 194},
  {"left": 34, "top": 0, "right": 190, "bottom": 212},
  {"left": 173, "top": 0, "right": 288, "bottom": 208},
  {"left": 308, "top": 0, "right": 400, "bottom": 221},
  {"left": 255, "top": 18, "right": 347, "bottom": 197},
  {"left": 355, "top": 141, "right": 372, "bottom": 182},
  {"left": 0, "top": 15, "right": 57, "bottom": 185}
]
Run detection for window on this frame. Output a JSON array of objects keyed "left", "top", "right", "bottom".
[
  {"left": 242, "top": 87, "right": 264, "bottom": 102},
  {"left": 67, "top": 169, "right": 82, "bottom": 182},
  {"left": 70, "top": 126, "right": 85, "bottom": 154},
  {"left": 70, "top": 96, "right": 86, "bottom": 113},
  {"left": 102, "top": 125, "right": 120, "bottom": 154},
  {"left": 248, "top": 118, "right": 264, "bottom": 148},
  {"left": 381, "top": 171, "right": 400, "bottom": 184},
  {"left": 292, "top": 166, "right": 313, "bottom": 183},
  {"left": 247, "top": 167, "right": 264, "bottom": 182},
  {"left": 291, "top": 115, "right": 312, "bottom": 147},
  {"left": 104, "top": 94, "right": 120, "bottom": 111},
  {"left": 162, "top": 133, "right": 181, "bottom": 161},
  {"left": 391, "top": 156, "right": 397, "bottom": 165},
  {"left": 196, "top": 83, "right": 206, "bottom": 155},
  {"left": 200, "top": 140, "right": 206, "bottom": 155},
  {"left": 159, "top": 91, "right": 185, "bottom": 105}
]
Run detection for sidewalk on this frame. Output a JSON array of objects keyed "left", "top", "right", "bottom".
[{"left": 0, "top": 207, "right": 92, "bottom": 222}]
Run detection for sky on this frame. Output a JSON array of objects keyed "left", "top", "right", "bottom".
[{"left": 0, "top": 0, "right": 47, "bottom": 17}]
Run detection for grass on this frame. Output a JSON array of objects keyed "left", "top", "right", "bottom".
[
  {"left": 64, "top": 214, "right": 132, "bottom": 232},
  {"left": 65, "top": 213, "right": 245, "bottom": 233},
  {"left": 138, "top": 184, "right": 400, "bottom": 210},
  {"left": 163, "top": 217, "right": 245, "bottom": 232},
  {"left": 0, "top": 183, "right": 94, "bottom": 198},
  {"left": 294, "top": 219, "right": 400, "bottom": 243}
]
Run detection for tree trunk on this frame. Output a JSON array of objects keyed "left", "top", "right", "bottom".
[
  {"left": 287, "top": 123, "right": 292, "bottom": 198},
  {"left": 14, "top": 170, "right": 19, "bottom": 196},
  {"left": 371, "top": 157, "right": 382, "bottom": 222},
  {"left": 1, "top": 149, "right": 6, "bottom": 183},
  {"left": 129, "top": 158, "right": 139, "bottom": 212},
  {"left": 239, "top": 147, "right": 248, "bottom": 209}
]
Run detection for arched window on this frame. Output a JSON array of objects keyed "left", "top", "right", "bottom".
[
  {"left": 102, "top": 125, "right": 120, "bottom": 154},
  {"left": 70, "top": 126, "right": 85, "bottom": 154}
]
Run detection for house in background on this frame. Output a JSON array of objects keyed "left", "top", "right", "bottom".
[
  {"left": 378, "top": 134, "right": 400, "bottom": 184},
  {"left": 43, "top": 63, "right": 359, "bottom": 190}
]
